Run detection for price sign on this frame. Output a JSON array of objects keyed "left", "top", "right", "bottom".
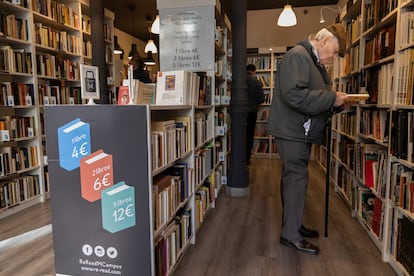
[
  {"left": 58, "top": 118, "right": 91, "bottom": 171},
  {"left": 101, "top": 182, "right": 136, "bottom": 233},
  {"left": 80, "top": 150, "right": 114, "bottom": 202},
  {"left": 160, "top": 6, "right": 214, "bottom": 71}
]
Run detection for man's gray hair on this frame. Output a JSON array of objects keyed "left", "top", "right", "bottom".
[{"left": 312, "top": 28, "right": 335, "bottom": 41}]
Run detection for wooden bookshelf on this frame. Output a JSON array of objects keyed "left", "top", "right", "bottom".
[
  {"left": 327, "top": 0, "right": 414, "bottom": 275},
  {"left": 0, "top": 0, "right": 115, "bottom": 218}
]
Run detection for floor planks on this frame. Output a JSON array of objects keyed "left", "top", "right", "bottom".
[{"left": 0, "top": 158, "right": 396, "bottom": 276}]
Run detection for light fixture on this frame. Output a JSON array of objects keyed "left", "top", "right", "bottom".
[
  {"left": 277, "top": 3, "right": 297, "bottom": 27},
  {"left": 151, "top": 15, "right": 160, "bottom": 34},
  {"left": 144, "top": 51, "right": 156, "bottom": 66},
  {"left": 319, "top": 6, "right": 342, "bottom": 24},
  {"left": 128, "top": 43, "right": 138, "bottom": 60},
  {"left": 113, "top": 36, "right": 124, "bottom": 56},
  {"left": 144, "top": 39, "right": 158, "bottom": 54}
]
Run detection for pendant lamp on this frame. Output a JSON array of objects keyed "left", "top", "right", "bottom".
[
  {"left": 144, "top": 39, "right": 158, "bottom": 54},
  {"left": 277, "top": 3, "right": 297, "bottom": 27},
  {"left": 128, "top": 43, "right": 138, "bottom": 60},
  {"left": 151, "top": 15, "right": 160, "bottom": 34},
  {"left": 144, "top": 51, "right": 156, "bottom": 66}
]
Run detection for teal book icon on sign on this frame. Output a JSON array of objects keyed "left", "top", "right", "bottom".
[
  {"left": 101, "top": 181, "right": 136, "bottom": 233},
  {"left": 57, "top": 118, "right": 91, "bottom": 171}
]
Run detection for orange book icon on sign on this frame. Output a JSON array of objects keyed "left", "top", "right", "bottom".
[{"left": 80, "top": 149, "right": 114, "bottom": 202}]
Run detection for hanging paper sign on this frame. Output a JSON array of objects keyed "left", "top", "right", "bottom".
[{"left": 160, "top": 5, "right": 214, "bottom": 71}]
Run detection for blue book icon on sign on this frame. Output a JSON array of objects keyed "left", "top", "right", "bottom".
[
  {"left": 57, "top": 118, "right": 91, "bottom": 171},
  {"left": 101, "top": 181, "right": 136, "bottom": 233}
]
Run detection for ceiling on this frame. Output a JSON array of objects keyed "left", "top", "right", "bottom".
[{"left": 103, "top": 0, "right": 339, "bottom": 42}]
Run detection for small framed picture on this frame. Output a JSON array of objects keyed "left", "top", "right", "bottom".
[{"left": 80, "top": 64, "right": 100, "bottom": 100}]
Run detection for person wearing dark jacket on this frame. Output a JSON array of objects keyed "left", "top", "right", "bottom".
[
  {"left": 267, "top": 24, "right": 351, "bottom": 255},
  {"left": 246, "top": 64, "right": 265, "bottom": 165},
  {"left": 131, "top": 55, "right": 152, "bottom": 83}
]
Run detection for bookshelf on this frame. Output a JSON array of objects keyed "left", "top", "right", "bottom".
[
  {"left": 0, "top": 0, "right": 115, "bottom": 218},
  {"left": 151, "top": 0, "right": 232, "bottom": 274},
  {"left": 246, "top": 48, "right": 284, "bottom": 158},
  {"left": 328, "top": 0, "right": 414, "bottom": 275}
]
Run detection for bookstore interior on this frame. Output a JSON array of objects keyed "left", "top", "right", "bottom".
[{"left": 0, "top": 0, "right": 414, "bottom": 275}]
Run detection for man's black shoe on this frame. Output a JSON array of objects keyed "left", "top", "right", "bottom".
[
  {"left": 280, "top": 237, "right": 319, "bottom": 255},
  {"left": 299, "top": 225, "right": 319, "bottom": 238}
]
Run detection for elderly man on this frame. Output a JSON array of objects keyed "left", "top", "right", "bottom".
[{"left": 267, "top": 24, "right": 350, "bottom": 255}]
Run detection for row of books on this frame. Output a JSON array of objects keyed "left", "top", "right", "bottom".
[
  {"left": 0, "top": 175, "right": 40, "bottom": 209},
  {"left": 36, "top": 53, "right": 80, "bottom": 80},
  {"left": 0, "top": 13, "right": 28, "bottom": 41},
  {"left": 345, "top": 15, "right": 361, "bottom": 45},
  {"left": 341, "top": 44, "right": 360, "bottom": 75},
  {"left": 194, "top": 112, "right": 213, "bottom": 148},
  {"left": 395, "top": 48, "right": 414, "bottom": 106},
  {"left": 214, "top": 85, "right": 230, "bottom": 106},
  {"left": 338, "top": 112, "right": 356, "bottom": 137},
  {"left": 400, "top": 8, "right": 414, "bottom": 46},
  {"left": 389, "top": 211, "right": 414, "bottom": 275},
  {"left": 359, "top": 109, "right": 389, "bottom": 142},
  {"left": 355, "top": 143, "right": 387, "bottom": 197},
  {"left": 35, "top": 23, "right": 82, "bottom": 55},
  {"left": 151, "top": 120, "right": 179, "bottom": 171},
  {"left": 153, "top": 171, "right": 190, "bottom": 232},
  {"left": 247, "top": 56, "right": 271, "bottom": 70},
  {"left": 151, "top": 118, "right": 191, "bottom": 172},
  {"left": 1, "top": 82, "right": 34, "bottom": 106},
  {"left": 154, "top": 206, "right": 192, "bottom": 276},
  {"left": 338, "top": 137, "right": 355, "bottom": 170},
  {"left": 194, "top": 180, "right": 214, "bottom": 231},
  {"left": 155, "top": 70, "right": 212, "bottom": 106},
  {"left": 0, "top": 145, "right": 39, "bottom": 176},
  {"left": 81, "top": 14, "right": 91, "bottom": 34},
  {"left": 257, "top": 75, "right": 270, "bottom": 87},
  {"left": 364, "top": 0, "right": 398, "bottom": 31},
  {"left": 359, "top": 191, "right": 385, "bottom": 240},
  {"left": 0, "top": 115, "right": 35, "bottom": 141},
  {"left": 38, "top": 84, "right": 83, "bottom": 105},
  {"left": 390, "top": 110, "right": 413, "bottom": 163},
  {"left": 337, "top": 166, "right": 356, "bottom": 209},
  {"left": 194, "top": 146, "right": 214, "bottom": 188},
  {"left": 32, "top": 0, "right": 80, "bottom": 29},
  {"left": 0, "top": 46, "right": 32, "bottom": 74},
  {"left": 364, "top": 25, "right": 396, "bottom": 65},
  {"left": 390, "top": 162, "right": 414, "bottom": 213}
]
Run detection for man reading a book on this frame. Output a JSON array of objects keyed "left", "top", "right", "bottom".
[{"left": 267, "top": 24, "right": 350, "bottom": 255}]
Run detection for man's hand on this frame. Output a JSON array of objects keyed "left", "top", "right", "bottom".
[{"left": 334, "top": 92, "right": 348, "bottom": 107}]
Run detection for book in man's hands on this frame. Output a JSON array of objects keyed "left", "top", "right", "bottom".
[{"left": 346, "top": 93, "right": 369, "bottom": 101}]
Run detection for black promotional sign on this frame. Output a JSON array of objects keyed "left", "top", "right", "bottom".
[{"left": 44, "top": 105, "right": 152, "bottom": 276}]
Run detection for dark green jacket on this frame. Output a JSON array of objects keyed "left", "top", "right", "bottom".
[{"left": 267, "top": 40, "right": 336, "bottom": 144}]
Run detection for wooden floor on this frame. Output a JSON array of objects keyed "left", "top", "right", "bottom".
[{"left": 0, "top": 158, "right": 396, "bottom": 276}]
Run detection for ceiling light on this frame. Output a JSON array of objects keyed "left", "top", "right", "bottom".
[
  {"left": 144, "top": 51, "right": 156, "bottom": 66},
  {"left": 319, "top": 6, "right": 342, "bottom": 24},
  {"left": 151, "top": 15, "right": 160, "bottom": 34},
  {"left": 277, "top": 4, "right": 297, "bottom": 27},
  {"left": 128, "top": 43, "right": 138, "bottom": 60},
  {"left": 144, "top": 39, "right": 157, "bottom": 54}
]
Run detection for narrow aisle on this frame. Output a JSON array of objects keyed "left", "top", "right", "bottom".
[{"left": 173, "top": 158, "right": 396, "bottom": 276}]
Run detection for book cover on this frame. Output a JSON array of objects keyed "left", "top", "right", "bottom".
[
  {"left": 57, "top": 118, "right": 91, "bottom": 171},
  {"left": 80, "top": 149, "right": 114, "bottom": 202},
  {"left": 155, "top": 71, "right": 186, "bottom": 105},
  {"left": 101, "top": 181, "right": 136, "bottom": 233},
  {"left": 117, "top": 85, "right": 129, "bottom": 105}
]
